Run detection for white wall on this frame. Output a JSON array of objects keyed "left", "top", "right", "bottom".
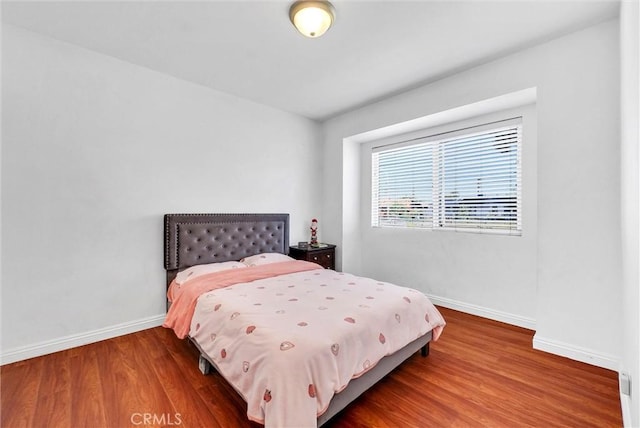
[
  {"left": 620, "top": 0, "right": 640, "bottom": 425},
  {"left": 322, "top": 19, "right": 622, "bottom": 368},
  {"left": 1, "top": 25, "right": 322, "bottom": 363}
]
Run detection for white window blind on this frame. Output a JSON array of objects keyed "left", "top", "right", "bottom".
[
  {"left": 372, "top": 143, "right": 433, "bottom": 228},
  {"left": 372, "top": 120, "right": 522, "bottom": 235}
]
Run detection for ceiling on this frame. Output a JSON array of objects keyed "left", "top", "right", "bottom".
[{"left": 2, "top": 0, "right": 620, "bottom": 121}]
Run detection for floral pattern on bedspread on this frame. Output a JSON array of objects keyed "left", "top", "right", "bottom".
[{"left": 186, "top": 268, "right": 445, "bottom": 428}]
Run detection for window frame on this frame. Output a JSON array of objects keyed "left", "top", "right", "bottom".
[{"left": 371, "top": 117, "right": 523, "bottom": 236}]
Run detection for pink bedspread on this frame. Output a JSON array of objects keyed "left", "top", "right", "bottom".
[
  {"left": 164, "top": 261, "right": 445, "bottom": 427},
  {"left": 164, "top": 261, "right": 321, "bottom": 338}
]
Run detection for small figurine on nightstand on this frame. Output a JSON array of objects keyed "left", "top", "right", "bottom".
[{"left": 310, "top": 218, "right": 318, "bottom": 247}]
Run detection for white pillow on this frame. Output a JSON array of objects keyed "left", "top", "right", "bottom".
[
  {"left": 241, "top": 252, "right": 295, "bottom": 267},
  {"left": 175, "top": 261, "right": 247, "bottom": 285}
]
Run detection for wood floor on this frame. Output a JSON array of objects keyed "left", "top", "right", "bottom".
[{"left": 1, "top": 307, "right": 622, "bottom": 428}]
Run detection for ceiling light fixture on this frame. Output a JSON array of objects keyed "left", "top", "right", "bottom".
[{"left": 289, "top": 1, "right": 335, "bottom": 38}]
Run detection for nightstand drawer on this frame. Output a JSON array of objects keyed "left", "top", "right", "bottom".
[
  {"left": 289, "top": 244, "right": 336, "bottom": 270},
  {"left": 308, "top": 250, "right": 333, "bottom": 269}
]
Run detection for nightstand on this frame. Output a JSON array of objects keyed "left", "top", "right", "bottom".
[{"left": 289, "top": 244, "right": 336, "bottom": 270}]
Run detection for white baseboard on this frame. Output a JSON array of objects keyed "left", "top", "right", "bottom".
[
  {"left": 532, "top": 334, "right": 619, "bottom": 371},
  {"left": 428, "top": 294, "right": 620, "bottom": 372},
  {"left": 426, "top": 293, "right": 537, "bottom": 330},
  {"left": 620, "top": 388, "right": 633, "bottom": 428},
  {"left": 1, "top": 313, "right": 166, "bottom": 365}
]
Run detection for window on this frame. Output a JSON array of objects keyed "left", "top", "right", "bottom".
[{"left": 372, "top": 120, "right": 522, "bottom": 235}]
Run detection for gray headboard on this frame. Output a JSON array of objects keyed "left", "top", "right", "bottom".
[{"left": 164, "top": 213, "right": 289, "bottom": 285}]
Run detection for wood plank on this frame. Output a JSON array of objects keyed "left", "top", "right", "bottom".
[
  {"left": 0, "top": 358, "right": 43, "bottom": 427},
  {"left": 32, "top": 349, "right": 72, "bottom": 428},
  {"left": 68, "top": 346, "right": 108, "bottom": 427},
  {"left": 93, "top": 332, "right": 177, "bottom": 428},
  {"left": 141, "top": 329, "right": 222, "bottom": 428}
]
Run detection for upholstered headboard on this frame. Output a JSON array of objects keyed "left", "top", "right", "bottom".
[{"left": 164, "top": 213, "right": 289, "bottom": 285}]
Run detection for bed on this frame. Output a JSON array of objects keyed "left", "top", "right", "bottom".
[{"left": 163, "top": 213, "right": 445, "bottom": 427}]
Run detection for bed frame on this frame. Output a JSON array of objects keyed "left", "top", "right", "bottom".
[{"left": 164, "top": 213, "right": 431, "bottom": 426}]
